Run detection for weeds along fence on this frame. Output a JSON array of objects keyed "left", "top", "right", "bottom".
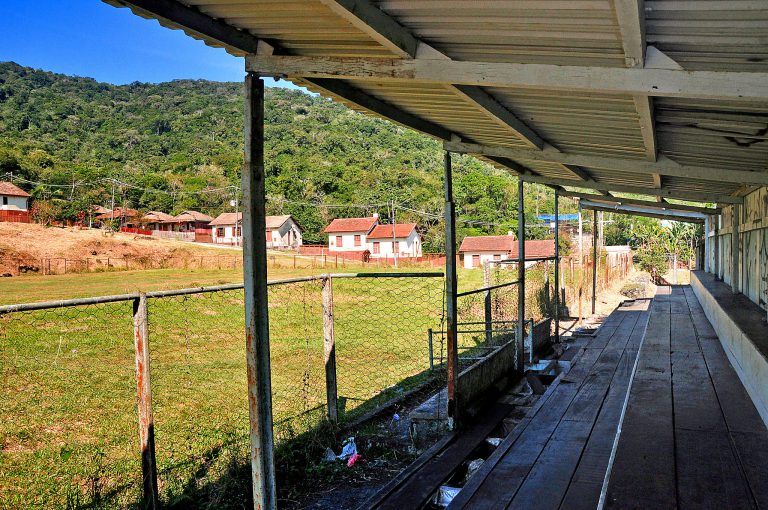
[
  {"left": 558, "top": 251, "right": 633, "bottom": 318},
  {"left": 0, "top": 272, "right": 444, "bottom": 508}
]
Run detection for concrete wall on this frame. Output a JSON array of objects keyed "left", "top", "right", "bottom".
[
  {"left": 691, "top": 272, "right": 768, "bottom": 427},
  {"left": 0, "top": 195, "right": 28, "bottom": 211},
  {"left": 328, "top": 232, "right": 369, "bottom": 251},
  {"left": 462, "top": 251, "right": 509, "bottom": 269},
  {"left": 369, "top": 230, "right": 422, "bottom": 258}
]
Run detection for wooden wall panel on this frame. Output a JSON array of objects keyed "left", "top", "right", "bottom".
[{"left": 743, "top": 230, "right": 760, "bottom": 304}]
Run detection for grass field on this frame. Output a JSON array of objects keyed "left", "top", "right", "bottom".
[{"left": 0, "top": 265, "right": 469, "bottom": 508}]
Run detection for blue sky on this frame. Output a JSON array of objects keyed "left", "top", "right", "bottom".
[{"left": 0, "top": 0, "right": 299, "bottom": 88}]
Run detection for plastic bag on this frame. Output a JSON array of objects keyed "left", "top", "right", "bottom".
[{"left": 338, "top": 437, "right": 357, "bottom": 460}]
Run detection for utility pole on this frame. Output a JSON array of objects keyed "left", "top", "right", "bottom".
[
  {"left": 234, "top": 186, "right": 240, "bottom": 247},
  {"left": 391, "top": 199, "right": 398, "bottom": 268}
]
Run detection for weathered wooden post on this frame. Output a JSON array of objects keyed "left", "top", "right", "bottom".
[
  {"left": 714, "top": 215, "right": 720, "bottom": 279},
  {"left": 132, "top": 293, "right": 158, "bottom": 510},
  {"left": 322, "top": 276, "right": 339, "bottom": 423},
  {"left": 444, "top": 151, "right": 460, "bottom": 428},
  {"left": 243, "top": 73, "right": 276, "bottom": 510},
  {"left": 483, "top": 262, "right": 492, "bottom": 345},
  {"left": 517, "top": 179, "right": 525, "bottom": 371}
]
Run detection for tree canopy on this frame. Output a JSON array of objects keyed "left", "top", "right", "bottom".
[{"left": 0, "top": 61, "right": 577, "bottom": 250}]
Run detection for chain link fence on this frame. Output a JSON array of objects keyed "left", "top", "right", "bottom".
[{"left": 0, "top": 272, "right": 444, "bottom": 508}]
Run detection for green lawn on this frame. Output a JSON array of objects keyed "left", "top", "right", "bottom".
[{"left": 1, "top": 266, "right": 465, "bottom": 508}]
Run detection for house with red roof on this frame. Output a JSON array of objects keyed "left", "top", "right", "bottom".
[
  {"left": 367, "top": 223, "right": 422, "bottom": 259},
  {"left": 324, "top": 215, "right": 379, "bottom": 254},
  {"left": 0, "top": 181, "right": 31, "bottom": 223},
  {"left": 459, "top": 234, "right": 555, "bottom": 269}
]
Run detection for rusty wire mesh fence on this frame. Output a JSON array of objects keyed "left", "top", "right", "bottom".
[
  {"left": 0, "top": 272, "right": 445, "bottom": 508},
  {"left": 0, "top": 300, "right": 140, "bottom": 508},
  {"left": 437, "top": 259, "right": 557, "bottom": 371}
]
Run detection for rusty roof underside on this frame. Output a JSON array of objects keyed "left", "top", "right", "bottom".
[{"left": 104, "top": 0, "right": 768, "bottom": 212}]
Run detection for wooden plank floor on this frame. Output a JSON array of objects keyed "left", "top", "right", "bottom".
[
  {"left": 605, "top": 285, "right": 768, "bottom": 510},
  {"left": 451, "top": 286, "right": 768, "bottom": 510},
  {"left": 449, "top": 298, "right": 651, "bottom": 510}
]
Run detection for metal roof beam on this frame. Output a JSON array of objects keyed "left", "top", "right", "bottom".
[
  {"left": 443, "top": 140, "right": 768, "bottom": 186},
  {"left": 245, "top": 55, "right": 768, "bottom": 101},
  {"left": 557, "top": 190, "right": 720, "bottom": 215}
]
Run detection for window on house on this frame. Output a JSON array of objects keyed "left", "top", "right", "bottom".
[
  {"left": 354, "top": 234, "right": 361, "bottom": 247},
  {"left": 336, "top": 235, "right": 343, "bottom": 247},
  {"left": 373, "top": 242, "right": 380, "bottom": 254},
  {"left": 395, "top": 241, "right": 401, "bottom": 253},
  {"left": 493, "top": 254, "right": 501, "bottom": 260},
  {"left": 235, "top": 227, "right": 242, "bottom": 237},
  {"left": 472, "top": 254, "right": 480, "bottom": 267},
  {"left": 216, "top": 227, "right": 225, "bottom": 238},
  {"left": 2, "top": 197, "right": 7, "bottom": 206}
]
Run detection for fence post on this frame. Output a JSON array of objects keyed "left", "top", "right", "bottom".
[
  {"left": 483, "top": 262, "right": 492, "bottom": 345},
  {"left": 132, "top": 294, "right": 159, "bottom": 509},
  {"left": 517, "top": 179, "right": 526, "bottom": 372},
  {"left": 428, "top": 328, "right": 434, "bottom": 371},
  {"left": 527, "top": 318, "right": 534, "bottom": 363},
  {"left": 322, "top": 276, "right": 339, "bottom": 423}
]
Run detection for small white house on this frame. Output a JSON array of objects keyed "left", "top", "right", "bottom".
[
  {"left": 459, "top": 235, "right": 555, "bottom": 269},
  {"left": 0, "top": 181, "right": 30, "bottom": 211},
  {"left": 0, "top": 181, "right": 31, "bottom": 223},
  {"left": 324, "top": 216, "right": 379, "bottom": 252},
  {"left": 210, "top": 213, "right": 303, "bottom": 248},
  {"left": 367, "top": 223, "right": 422, "bottom": 259}
]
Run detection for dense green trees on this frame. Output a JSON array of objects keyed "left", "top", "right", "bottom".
[{"left": 0, "top": 61, "right": 575, "bottom": 249}]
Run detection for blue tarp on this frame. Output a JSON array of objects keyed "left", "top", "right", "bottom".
[{"left": 537, "top": 213, "right": 579, "bottom": 222}]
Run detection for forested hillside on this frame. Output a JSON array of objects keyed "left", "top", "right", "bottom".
[{"left": 0, "top": 61, "right": 570, "bottom": 249}]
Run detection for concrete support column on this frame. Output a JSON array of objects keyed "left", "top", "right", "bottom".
[{"left": 704, "top": 216, "right": 710, "bottom": 273}]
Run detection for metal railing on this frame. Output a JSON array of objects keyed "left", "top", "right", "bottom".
[{"left": 0, "top": 272, "right": 444, "bottom": 508}]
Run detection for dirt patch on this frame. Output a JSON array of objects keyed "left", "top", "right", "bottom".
[{"left": 0, "top": 223, "right": 233, "bottom": 275}]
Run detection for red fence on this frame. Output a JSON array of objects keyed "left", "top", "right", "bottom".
[
  {"left": 0, "top": 210, "right": 31, "bottom": 223},
  {"left": 120, "top": 227, "right": 152, "bottom": 236}
]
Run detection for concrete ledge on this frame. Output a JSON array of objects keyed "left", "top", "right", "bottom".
[{"left": 690, "top": 271, "right": 768, "bottom": 427}]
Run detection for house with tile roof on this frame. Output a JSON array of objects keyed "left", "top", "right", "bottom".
[
  {"left": 324, "top": 215, "right": 379, "bottom": 254},
  {"left": 0, "top": 181, "right": 31, "bottom": 223},
  {"left": 367, "top": 223, "right": 422, "bottom": 259},
  {"left": 209, "top": 213, "right": 302, "bottom": 248},
  {"left": 459, "top": 235, "right": 555, "bottom": 269}
]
